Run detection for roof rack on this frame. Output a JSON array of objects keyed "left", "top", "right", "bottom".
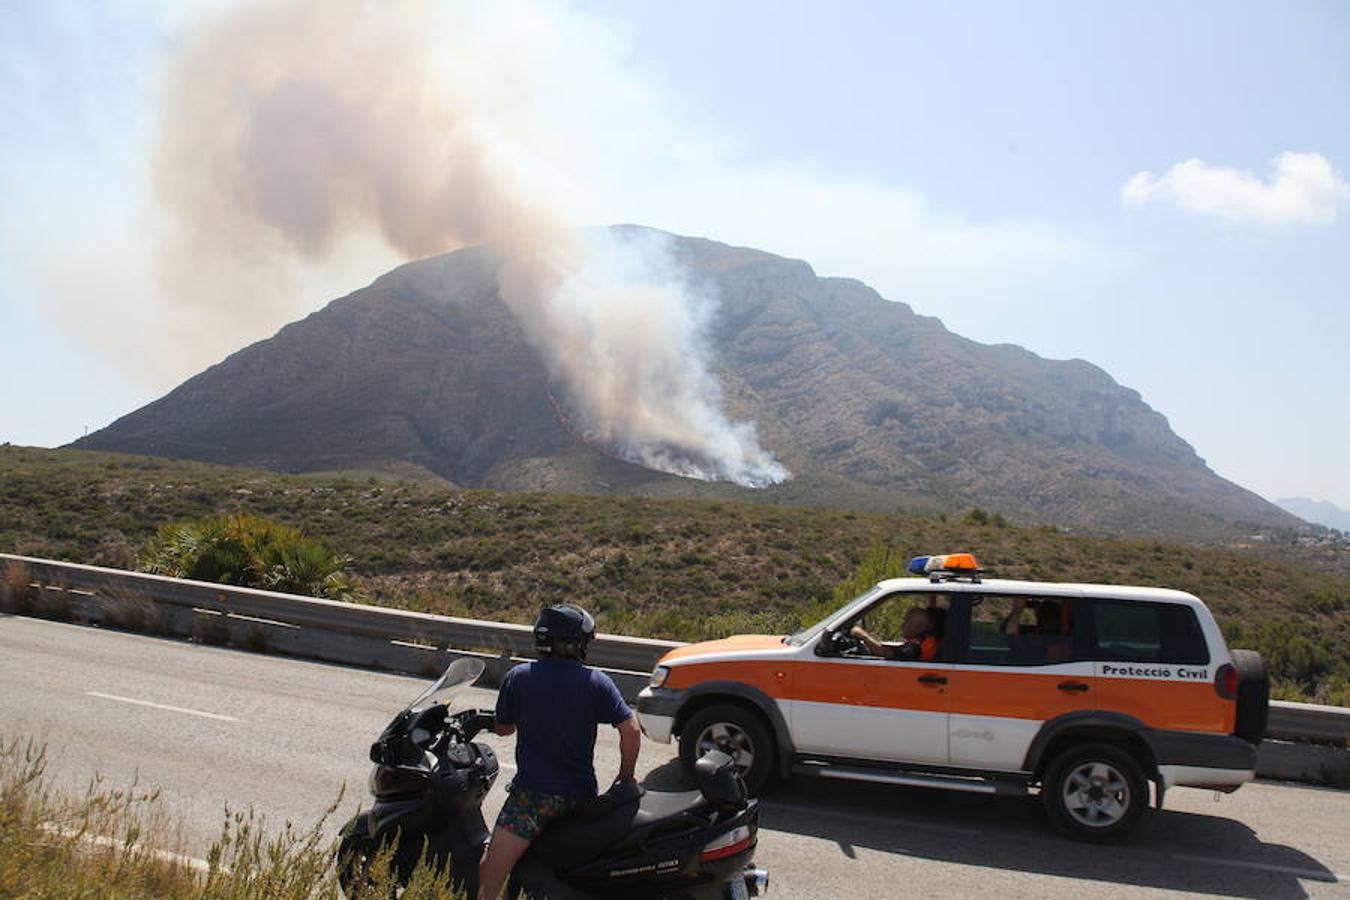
[{"left": 928, "top": 568, "right": 984, "bottom": 585}]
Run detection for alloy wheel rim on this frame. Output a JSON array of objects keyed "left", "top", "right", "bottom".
[
  {"left": 1062, "top": 761, "right": 1130, "bottom": 827},
  {"left": 695, "top": 721, "right": 755, "bottom": 771}
]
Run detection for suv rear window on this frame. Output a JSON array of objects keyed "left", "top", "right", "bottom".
[{"left": 1088, "top": 600, "right": 1209, "bottom": 665}]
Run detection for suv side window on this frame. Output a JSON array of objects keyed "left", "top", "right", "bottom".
[
  {"left": 962, "top": 595, "right": 1076, "bottom": 666},
  {"left": 1087, "top": 599, "right": 1210, "bottom": 665},
  {"left": 844, "top": 593, "right": 952, "bottom": 662}
]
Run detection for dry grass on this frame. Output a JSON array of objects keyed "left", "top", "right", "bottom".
[
  {"left": 1, "top": 560, "right": 31, "bottom": 614},
  {"left": 98, "top": 588, "right": 167, "bottom": 634},
  {"left": 0, "top": 736, "right": 463, "bottom": 899}
]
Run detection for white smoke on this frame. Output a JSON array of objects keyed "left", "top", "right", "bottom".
[
  {"left": 153, "top": 0, "right": 787, "bottom": 487},
  {"left": 517, "top": 228, "right": 787, "bottom": 487}
]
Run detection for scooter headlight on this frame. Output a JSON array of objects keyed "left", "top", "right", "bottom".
[
  {"left": 650, "top": 665, "right": 670, "bottom": 688},
  {"left": 370, "top": 766, "right": 429, "bottom": 799}
]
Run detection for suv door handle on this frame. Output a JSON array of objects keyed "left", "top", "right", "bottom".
[
  {"left": 1057, "top": 681, "right": 1090, "bottom": 693},
  {"left": 918, "top": 674, "right": 948, "bottom": 686}
]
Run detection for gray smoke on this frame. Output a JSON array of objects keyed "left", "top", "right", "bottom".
[{"left": 154, "top": 0, "right": 787, "bottom": 487}]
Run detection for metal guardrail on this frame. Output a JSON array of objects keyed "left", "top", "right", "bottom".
[
  {"left": 2, "top": 552, "right": 1348, "bottom": 746},
  {"left": 1268, "top": 700, "right": 1349, "bottom": 745},
  {"left": 0, "top": 553, "right": 678, "bottom": 697}
]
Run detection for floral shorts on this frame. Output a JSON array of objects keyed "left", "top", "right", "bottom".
[{"left": 496, "top": 786, "right": 581, "bottom": 841}]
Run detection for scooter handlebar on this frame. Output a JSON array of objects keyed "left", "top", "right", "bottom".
[{"left": 455, "top": 709, "right": 497, "bottom": 741}]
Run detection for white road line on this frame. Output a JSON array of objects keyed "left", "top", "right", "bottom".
[
  {"left": 40, "top": 824, "right": 213, "bottom": 872},
  {"left": 86, "top": 691, "right": 241, "bottom": 723},
  {"left": 1171, "top": 852, "right": 1344, "bottom": 883}
]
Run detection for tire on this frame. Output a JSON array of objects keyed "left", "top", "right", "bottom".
[
  {"left": 336, "top": 820, "right": 379, "bottom": 899},
  {"left": 678, "top": 703, "right": 776, "bottom": 795},
  {"left": 336, "top": 818, "right": 421, "bottom": 898},
  {"left": 1042, "top": 742, "right": 1148, "bottom": 842},
  {"left": 1231, "top": 649, "right": 1270, "bottom": 744}
]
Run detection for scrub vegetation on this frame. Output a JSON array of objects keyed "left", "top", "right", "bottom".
[
  {"left": 140, "top": 513, "right": 355, "bottom": 600},
  {"left": 2, "top": 446, "right": 1346, "bottom": 705},
  {"left": 0, "top": 737, "right": 462, "bottom": 899}
]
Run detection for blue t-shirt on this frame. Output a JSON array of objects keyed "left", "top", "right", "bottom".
[{"left": 495, "top": 657, "right": 633, "bottom": 799}]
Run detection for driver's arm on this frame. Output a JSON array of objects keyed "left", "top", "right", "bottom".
[{"left": 849, "top": 625, "right": 889, "bottom": 658}]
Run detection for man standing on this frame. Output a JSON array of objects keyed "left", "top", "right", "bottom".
[{"left": 477, "top": 603, "right": 641, "bottom": 900}]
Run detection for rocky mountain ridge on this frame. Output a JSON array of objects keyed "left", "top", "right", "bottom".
[{"left": 74, "top": 227, "right": 1300, "bottom": 538}]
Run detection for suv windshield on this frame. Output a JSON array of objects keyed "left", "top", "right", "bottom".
[{"left": 784, "top": 585, "right": 886, "bottom": 646}]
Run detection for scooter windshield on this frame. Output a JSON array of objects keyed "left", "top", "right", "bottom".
[{"left": 403, "top": 656, "right": 486, "bottom": 713}]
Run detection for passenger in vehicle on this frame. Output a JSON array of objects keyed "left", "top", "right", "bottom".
[
  {"left": 1001, "top": 597, "right": 1061, "bottom": 635},
  {"left": 850, "top": 608, "right": 940, "bottom": 661},
  {"left": 1002, "top": 598, "right": 1072, "bottom": 663}
]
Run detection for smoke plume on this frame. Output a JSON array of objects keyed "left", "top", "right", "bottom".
[{"left": 154, "top": 0, "right": 787, "bottom": 487}]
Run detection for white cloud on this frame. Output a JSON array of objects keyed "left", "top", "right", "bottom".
[{"left": 1122, "top": 152, "right": 1349, "bottom": 226}]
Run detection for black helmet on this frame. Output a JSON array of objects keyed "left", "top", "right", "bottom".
[{"left": 534, "top": 603, "right": 596, "bottom": 661}]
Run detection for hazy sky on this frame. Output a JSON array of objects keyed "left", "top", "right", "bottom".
[{"left": 1, "top": 0, "right": 1347, "bottom": 507}]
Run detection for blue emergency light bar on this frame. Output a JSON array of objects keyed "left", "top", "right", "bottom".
[{"left": 908, "top": 553, "right": 980, "bottom": 574}]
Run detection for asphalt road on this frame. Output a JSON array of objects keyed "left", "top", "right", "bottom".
[{"left": 2, "top": 615, "right": 1347, "bottom": 899}]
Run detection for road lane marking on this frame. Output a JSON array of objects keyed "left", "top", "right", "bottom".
[
  {"left": 1171, "top": 853, "right": 1344, "bottom": 883},
  {"left": 86, "top": 692, "right": 240, "bottom": 723},
  {"left": 40, "top": 824, "right": 213, "bottom": 872}
]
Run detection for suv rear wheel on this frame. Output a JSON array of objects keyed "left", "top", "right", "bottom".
[
  {"left": 1043, "top": 742, "right": 1147, "bottom": 841},
  {"left": 678, "top": 703, "right": 775, "bottom": 794}
]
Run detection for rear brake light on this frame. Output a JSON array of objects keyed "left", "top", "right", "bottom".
[
  {"left": 1215, "top": 663, "right": 1238, "bottom": 700},
  {"left": 699, "top": 825, "right": 753, "bottom": 862}
]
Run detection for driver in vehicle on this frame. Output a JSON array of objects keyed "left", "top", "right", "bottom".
[
  {"left": 477, "top": 603, "right": 642, "bottom": 900},
  {"left": 850, "top": 607, "right": 940, "bottom": 661}
]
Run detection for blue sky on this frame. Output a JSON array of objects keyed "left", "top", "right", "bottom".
[{"left": 1, "top": 0, "right": 1347, "bottom": 508}]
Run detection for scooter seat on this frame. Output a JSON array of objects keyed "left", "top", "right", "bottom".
[
  {"left": 633, "top": 789, "right": 705, "bottom": 827},
  {"left": 530, "top": 788, "right": 706, "bottom": 867},
  {"left": 530, "top": 794, "right": 641, "bottom": 865}
]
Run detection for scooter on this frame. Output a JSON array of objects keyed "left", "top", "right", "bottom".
[{"left": 337, "top": 657, "right": 769, "bottom": 899}]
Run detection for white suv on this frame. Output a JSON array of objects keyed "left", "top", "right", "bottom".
[{"left": 636, "top": 554, "right": 1269, "bottom": 840}]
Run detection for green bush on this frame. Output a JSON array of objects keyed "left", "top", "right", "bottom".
[{"left": 140, "top": 514, "right": 355, "bottom": 600}]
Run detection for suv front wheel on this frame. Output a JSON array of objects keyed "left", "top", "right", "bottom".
[
  {"left": 1042, "top": 742, "right": 1147, "bottom": 841},
  {"left": 678, "top": 703, "right": 776, "bottom": 794}
]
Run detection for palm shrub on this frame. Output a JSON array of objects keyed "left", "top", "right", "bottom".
[{"left": 140, "top": 514, "right": 355, "bottom": 600}]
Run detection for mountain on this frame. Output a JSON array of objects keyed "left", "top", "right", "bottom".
[
  {"left": 1277, "top": 497, "right": 1350, "bottom": 532},
  {"left": 73, "top": 227, "right": 1300, "bottom": 538}
]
